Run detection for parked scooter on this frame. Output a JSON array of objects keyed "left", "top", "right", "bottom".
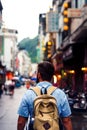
[
  {"left": 73, "top": 92, "right": 87, "bottom": 110},
  {"left": 62, "top": 88, "right": 76, "bottom": 108},
  {"left": 63, "top": 88, "right": 87, "bottom": 111}
]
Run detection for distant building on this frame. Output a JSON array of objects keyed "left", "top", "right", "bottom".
[
  {"left": 17, "top": 50, "right": 32, "bottom": 77},
  {"left": 0, "top": 28, "right": 18, "bottom": 72},
  {"left": 0, "top": 1, "right": 18, "bottom": 73}
]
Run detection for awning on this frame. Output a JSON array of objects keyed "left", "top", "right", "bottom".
[{"left": 71, "top": 20, "right": 87, "bottom": 41}]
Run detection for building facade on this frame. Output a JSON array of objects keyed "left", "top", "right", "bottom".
[
  {"left": 52, "top": 0, "right": 87, "bottom": 92},
  {"left": 0, "top": 28, "right": 18, "bottom": 72},
  {"left": 38, "top": 0, "right": 87, "bottom": 92},
  {"left": 17, "top": 50, "right": 32, "bottom": 77},
  {"left": 0, "top": 1, "right": 19, "bottom": 79}
]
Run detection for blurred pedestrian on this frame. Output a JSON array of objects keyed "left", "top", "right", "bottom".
[
  {"left": 4, "top": 80, "right": 9, "bottom": 95},
  {"left": 8, "top": 80, "right": 15, "bottom": 96},
  {"left": 25, "top": 80, "right": 30, "bottom": 89}
]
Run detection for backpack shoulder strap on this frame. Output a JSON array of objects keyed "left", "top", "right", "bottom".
[
  {"left": 30, "top": 86, "right": 57, "bottom": 96},
  {"left": 47, "top": 86, "right": 57, "bottom": 95},
  {"left": 30, "top": 87, "right": 41, "bottom": 96}
]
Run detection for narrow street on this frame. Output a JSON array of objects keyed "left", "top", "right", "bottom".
[{"left": 0, "top": 86, "right": 87, "bottom": 130}]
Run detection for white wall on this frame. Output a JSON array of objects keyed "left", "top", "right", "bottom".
[
  {"left": 17, "top": 50, "right": 32, "bottom": 76},
  {"left": 4, "top": 37, "right": 12, "bottom": 69}
]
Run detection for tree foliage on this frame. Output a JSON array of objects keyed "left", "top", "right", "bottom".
[{"left": 18, "top": 36, "right": 38, "bottom": 63}]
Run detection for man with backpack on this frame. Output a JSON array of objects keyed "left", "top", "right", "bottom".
[{"left": 17, "top": 61, "right": 73, "bottom": 130}]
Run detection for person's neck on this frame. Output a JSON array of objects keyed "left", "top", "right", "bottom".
[{"left": 39, "top": 80, "right": 50, "bottom": 82}]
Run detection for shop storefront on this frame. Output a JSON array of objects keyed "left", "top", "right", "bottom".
[{"left": 60, "top": 6, "right": 87, "bottom": 92}]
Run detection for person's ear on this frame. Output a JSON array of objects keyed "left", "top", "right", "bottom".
[
  {"left": 37, "top": 72, "right": 41, "bottom": 79},
  {"left": 37, "top": 72, "right": 42, "bottom": 81}
]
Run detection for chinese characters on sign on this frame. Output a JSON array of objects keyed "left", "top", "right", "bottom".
[{"left": 46, "top": 11, "right": 58, "bottom": 33}]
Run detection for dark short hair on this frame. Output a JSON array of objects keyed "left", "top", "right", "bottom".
[{"left": 37, "top": 61, "right": 54, "bottom": 81}]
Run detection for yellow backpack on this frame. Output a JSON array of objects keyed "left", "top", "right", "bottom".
[{"left": 30, "top": 86, "right": 60, "bottom": 130}]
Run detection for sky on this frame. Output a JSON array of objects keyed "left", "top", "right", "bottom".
[{"left": 1, "top": 0, "right": 52, "bottom": 42}]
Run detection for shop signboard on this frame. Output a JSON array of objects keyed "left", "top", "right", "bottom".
[
  {"left": 46, "top": 11, "right": 58, "bottom": 33},
  {"left": 68, "top": 8, "right": 82, "bottom": 18}
]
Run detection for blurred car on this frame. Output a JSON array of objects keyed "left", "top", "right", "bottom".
[{"left": 11, "top": 76, "right": 22, "bottom": 88}]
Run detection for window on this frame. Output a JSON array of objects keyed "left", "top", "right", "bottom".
[
  {"left": 72, "top": 0, "right": 86, "bottom": 8},
  {"left": 72, "top": 0, "right": 78, "bottom": 8},
  {"left": 76, "top": 0, "right": 78, "bottom": 8},
  {"left": 78, "top": 0, "right": 85, "bottom": 8}
]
